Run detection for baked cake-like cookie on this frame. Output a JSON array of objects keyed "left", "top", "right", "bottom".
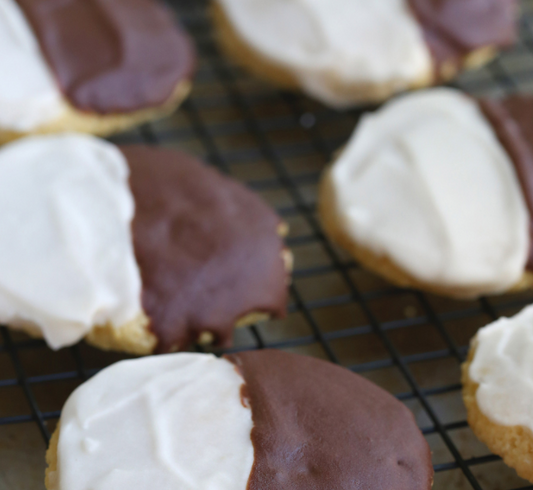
[
  {"left": 45, "top": 350, "right": 433, "bottom": 490},
  {"left": 463, "top": 305, "right": 533, "bottom": 483},
  {"left": 0, "top": 133, "right": 291, "bottom": 354},
  {"left": 0, "top": 0, "right": 195, "bottom": 144},
  {"left": 320, "top": 88, "right": 533, "bottom": 299},
  {"left": 212, "top": 0, "right": 517, "bottom": 107}
]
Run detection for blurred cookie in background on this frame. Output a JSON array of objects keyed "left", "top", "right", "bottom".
[
  {"left": 463, "top": 304, "right": 533, "bottom": 483},
  {"left": 212, "top": 0, "right": 517, "bottom": 107},
  {"left": 0, "top": 0, "right": 195, "bottom": 144},
  {"left": 0, "top": 133, "right": 291, "bottom": 354},
  {"left": 320, "top": 88, "right": 533, "bottom": 299}
]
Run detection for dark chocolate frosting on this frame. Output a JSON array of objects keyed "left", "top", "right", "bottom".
[
  {"left": 226, "top": 349, "right": 433, "bottom": 490},
  {"left": 15, "top": 0, "right": 195, "bottom": 114},
  {"left": 121, "top": 146, "right": 288, "bottom": 354},
  {"left": 479, "top": 97, "right": 533, "bottom": 270},
  {"left": 408, "top": 0, "right": 516, "bottom": 76}
]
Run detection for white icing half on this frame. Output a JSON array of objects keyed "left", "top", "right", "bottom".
[
  {"left": 0, "top": 0, "right": 66, "bottom": 131},
  {"left": 52, "top": 353, "right": 254, "bottom": 490},
  {"left": 330, "top": 88, "right": 529, "bottom": 295},
  {"left": 0, "top": 133, "right": 142, "bottom": 349},
  {"left": 216, "top": 0, "right": 432, "bottom": 107},
  {"left": 469, "top": 305, "right": 533, "bottom": 433}
]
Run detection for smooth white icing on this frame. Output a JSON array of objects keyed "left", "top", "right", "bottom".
[
  {"left": 53, "top": 353, "right": 254, "bottom": 490},
  {"left": 0, "top": 133, "right": 142, "bottom": 349},
  {"left": 0, "top": 0, "right": 66, "bottom": 132},
  {"left": 216, "top": 0, "right": 432, "bottom": 107},
  {"left": 469, "top": 305, "right": 533, "bottom": 433},
  {"left": 330, "top": 88, "right": 529, "bottom": 295}
]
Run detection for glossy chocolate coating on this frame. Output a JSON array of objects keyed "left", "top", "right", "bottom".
[
  {"left": 408, "top": 0, "right": 516, "bottom": 76},
  {"left": 480, "top": 97, "right": 533, "bottom": 270},
  {"left": 121, "top": 146, "right": 288, "bottom": 353},
  {"left": 16, "top": 0, "right": 195, "bottom": 114},
  {"left": 227, "top": 349, "right": 433, "bottom": 490}
]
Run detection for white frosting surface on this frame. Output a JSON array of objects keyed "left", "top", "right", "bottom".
[
  {"left": 53, "top": 354, "right": 254, "bottom": 490},
  {"left": 0, "top": 0, "right": 66, "bottom": 131},
  {"left": 217, "top": 0, "right": 432, "bottom": 107},
  {"left": 469, "top": 305, "right": 533, "bottom": 432},
  {"left": 330, "top": 88, "right": 529, "bottom": 295},
  {"left": 0, "top": 133, "right": 142, "bottom": 349}
]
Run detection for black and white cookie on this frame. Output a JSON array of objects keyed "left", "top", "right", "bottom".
[
  {"left": 463, "top": 304, "right": 533, "bottom": 483},
  {"left": 320, "top": 88, "right": 533, "bottom": 298},
  {"left": 0, "top": 133, "right": 291, "bottom": 354},
  {"left": 46, "top": 350, "right": 433, "bottom": 490},
  {"left": 0, "top": 0, "right": 195, "bottom": 143},
  {"left": 212, "top": 0, "right": 517, "bottom": 106}
]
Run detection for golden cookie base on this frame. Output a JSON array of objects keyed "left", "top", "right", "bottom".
[
  {"left": 0, "top": 81, "right": 192, "bottom": 145},
  {"left": 85, "top": 310, "right": 274, "bottom": 356},
  {"left": 45, "top": 424, "right": 59, "bottom": 490},
  {"left": 13, "top": 300, "right": 289, "bottom": 357},
  {"left": 462, "top": 342, "right": 533, "bottom": 483}
]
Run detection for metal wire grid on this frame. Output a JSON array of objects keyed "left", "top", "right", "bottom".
[{"left": 2, "top": 1, "right": 533, "bottom": 489}]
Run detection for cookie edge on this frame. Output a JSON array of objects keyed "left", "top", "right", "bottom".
[
  {"left": 45, "top": 423, "right": 59, "bottom": 490},
  {"left": 0, "top": 80, "right": 192, "bottom": 145},
  {"left": 462, "top": 341, "right": 533, "bottom": 483},
  {"left": 318, "top": 166, "right": 533, "bottom": 299}
]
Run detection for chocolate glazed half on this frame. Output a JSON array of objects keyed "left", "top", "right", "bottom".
[
  {"left": 480, "top": 97, "right": 533, "bottom": 270},
  {"left": 15, "top": 0, "right": 195, "bottom": 114},
  {"left": 408, "top": 0, "right": 516, "bottom": 77},
  {"left": 121, "top": 146, "right": 288, "bottom": 354},
  {"left": 226, "top": 350, "right": 434, "bottom": 490}
]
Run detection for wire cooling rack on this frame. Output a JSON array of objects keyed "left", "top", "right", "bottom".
[{"left": 2, "top": 1, "right": 533, "bottom": 489}]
